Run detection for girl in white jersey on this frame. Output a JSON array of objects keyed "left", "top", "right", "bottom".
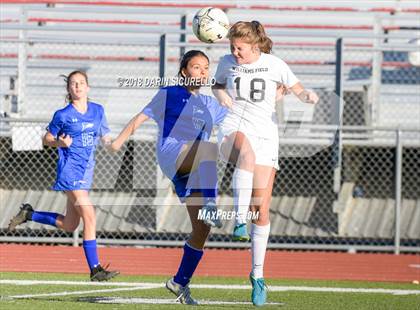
[{"left": 212, "top": 21, "right": 318, "bottom": 306}]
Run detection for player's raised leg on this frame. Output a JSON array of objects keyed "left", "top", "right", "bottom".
[
  {"left": 7, "top": 199, "right": 80, "bottom": 232},
  {"left": 177, "top": 141, "right": 222, "bottom": 228},
  {"left": 221, "top": 131, "right": 255, "bottom": 241},
  {"left": 8, "top": 203, "right": 61, "bottom": 231},
  {"left": 54, "top": 198, "right": 81, "bottom": 232}
]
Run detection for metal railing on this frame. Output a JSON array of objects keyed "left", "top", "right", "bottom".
[
  {"left": 0, "top": 116, "right": 419, "bottom": 253},
  {"left": 0, "top": 16, "right": 419, "bottom": 253}
]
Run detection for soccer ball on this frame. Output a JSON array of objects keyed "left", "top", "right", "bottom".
[
  {"left": 192, "top": 7, "right": 229, "bottom": 43},
  {"left": 408, "top": 38, "right": 420, "bottom": 66}
]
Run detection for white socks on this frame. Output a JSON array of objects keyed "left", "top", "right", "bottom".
[
  {"left": 232, "top": 168, "right": 253, "bottom": 225},
  {"left": 233, "top": 169, "right": 270, "bottom": 279},
  {"left": 251, "top": 223, "right": 270, "bottom": 279}
]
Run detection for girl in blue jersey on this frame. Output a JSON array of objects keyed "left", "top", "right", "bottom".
[
  {"left": 111, "top": 50, "right": 227, "bottom": 305},
  {"left": 8, "top": 71, "right": 119, "bottom": 282}
]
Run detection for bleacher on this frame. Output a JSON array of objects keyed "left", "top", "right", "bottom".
[
  {"left": 0, "top": 0, "right": 419, "bottom": 250},
  {"left": 1, "top": 0, "right": 419, "bottom": 131}
]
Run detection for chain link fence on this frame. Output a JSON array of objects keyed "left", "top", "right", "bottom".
[
  {"left": 0, "top": 31, "right": 419, "bottom": 251},
  {"left": 1, "top": 118, "right": 419, "bottom": 251},
  {"left": 0, "top": 39, "right": 161, "bottom": 124}
]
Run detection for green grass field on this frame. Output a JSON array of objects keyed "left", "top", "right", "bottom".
[{"left": 1, "top": 272, "right": 419, "bottom": 309}]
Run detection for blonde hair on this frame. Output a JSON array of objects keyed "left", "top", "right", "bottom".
[{"left": 227, "top": 20, "right": 273, "bottom": 54}]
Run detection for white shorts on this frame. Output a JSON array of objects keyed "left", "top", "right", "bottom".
[{"left": 217, "top": 126, "right": 280, "bottom": 170}]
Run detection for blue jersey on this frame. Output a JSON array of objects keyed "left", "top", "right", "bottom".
[
  {"left": 47, "top": 102, "right": 110, "bottom": 191},
  {"left": 141, "top": 85, "right": 227, "bottom": 179},
  {"left": 142, "top": 85, "right": 227, "bottom": 144}
]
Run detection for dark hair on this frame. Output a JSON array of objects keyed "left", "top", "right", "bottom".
[
  {"left": 178, "top": 50, "right": 209, "bottom": 77},
  {"left": 228, "top": 20, "right": 273, "bottom": 54},
  {"left": 63, "top": 70, "right": 89, "bottom": 103}
]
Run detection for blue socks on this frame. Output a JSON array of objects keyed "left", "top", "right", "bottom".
[
  {"left": 172, "top": 162, "right": 213, "bottom": 286},
  {"left": 174, "top": 243, "right": 204, "bottom": 287},
  {"left": 83, "top": 239, "right": 100, "bottom": 270},
  {"left": 31, "top": 211, "right": 59, "bottom": 227},
  {"left": 198, "top": 161, "right": 218, "bottom": 202},
  {"left": 30, "top": 210, "right": 99, "bottom": 272}
]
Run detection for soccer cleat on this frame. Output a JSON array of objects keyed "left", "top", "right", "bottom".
[
  {"left": 233, "top": 223, "right": 250, "bottom": 242},
  {"left": 8, "top": 203, "right": 34, "bottom": 231},
  {"left": 250, "top": 273, "right": 267, "bottom": 307},
  {"left": 90, "top": 264, "right": 119, "bottom": 282},
  {"left": 165, "top": 277, "right": 198, "bottom": 305},
  {"left": 201, "top": 200, "right": 222, "bottom": 228}
]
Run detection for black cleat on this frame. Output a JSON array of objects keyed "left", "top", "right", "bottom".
[
  {"left": 8, "top": 203, "right": 34, "bottom": 231},
  {"left": 90, "top": 264, "right": 119, "bottom": 282}
]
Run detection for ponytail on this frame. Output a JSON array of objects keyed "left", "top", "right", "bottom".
[{"left": 251, "top": 20, "right": 273, "bottom": 54}]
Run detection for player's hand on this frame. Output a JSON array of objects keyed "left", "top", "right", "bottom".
[
  {"left": 102, "top": 136, "right": 116, "bottom": 153},
  {"left": 219, "top": 93, "right": 233, "bottom": 109},
  {"left": 298, "top": 90, "right": 319, "bottom": 104},
  {"left": 110, "top": 140, "right": 122, "bottom": 152},
  {"left": 275, "top": 84, "right": 289, "bottom": 102},
  {"left": 58, "top": 134, "right": 72, "bottom": 148}
]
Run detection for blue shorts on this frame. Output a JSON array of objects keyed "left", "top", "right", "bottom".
[
  {"left": 53, "top": 157, "right": 94, "bottom": 191},
  {"left": 157, "top": 137, "right": 185, "bottom": 179},
  {"left": 158, "top": 138, "right": 202, "bottom": 203},
  {"left": 171, "top": 170, "right": 202, "bottom": 203}
]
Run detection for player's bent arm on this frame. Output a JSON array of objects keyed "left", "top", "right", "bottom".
[
  {"left": 211, "top": 83, "right": 233, "bottom": 109},
  {"left": 43, "top": 132, "right": 57, "bottom": 147},
  {"left": 111, "top": 112, "right": 149, "bottom": 152},
  {"left": 290, "top": 82, "right": 319, "bottom": 104},
  {"left": 43, "top": 131, "right": 72, "bottom": 148}
]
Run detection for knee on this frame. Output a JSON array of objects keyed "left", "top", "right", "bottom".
[
  {"left": 251, "top": 207, "right": 269, "bottom": 225},
  {"left": 253, "top": 215, "right": 269, "bottom": 226}
]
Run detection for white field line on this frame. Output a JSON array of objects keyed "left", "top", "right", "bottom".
[
  {"left": 1, "top": 279, "right": 419, "bottom": 296},
  {"left": 7, "top": 286, "right": 157, "bottom": 299},
  {"left": 0, "top": 280, "right": 161, "bottom": 287},
  {"left": 94, "top": 297, "right": 284, "bottom": 305}
]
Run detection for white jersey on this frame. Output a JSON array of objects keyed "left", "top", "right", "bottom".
[{"left": 215, "top": 53, "right": 299, "bottom": 139}]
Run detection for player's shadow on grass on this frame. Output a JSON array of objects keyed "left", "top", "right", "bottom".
[
  {"left": 74, "top": 296, "right": 282, "bottom": 308},
  {"left": 16, "top": 296, "right": 280, "bottom": 308},
  {"left": 76, "top": 296, "right": 118, "bottom": 303}
]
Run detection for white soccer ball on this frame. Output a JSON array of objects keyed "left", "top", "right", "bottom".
[
  {"left": 192, "top": 7, "right": 229, "bottom": 43},
  {"left": 408, "top": 38, "right": 420, "bottom": 67}
]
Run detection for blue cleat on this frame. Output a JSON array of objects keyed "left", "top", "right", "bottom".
[
  {"left": 249, "top": 273, "right": 267, "bottom": 307},
  {"left": 233, "top": 223, "right": 250, "bottom": 241}
]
